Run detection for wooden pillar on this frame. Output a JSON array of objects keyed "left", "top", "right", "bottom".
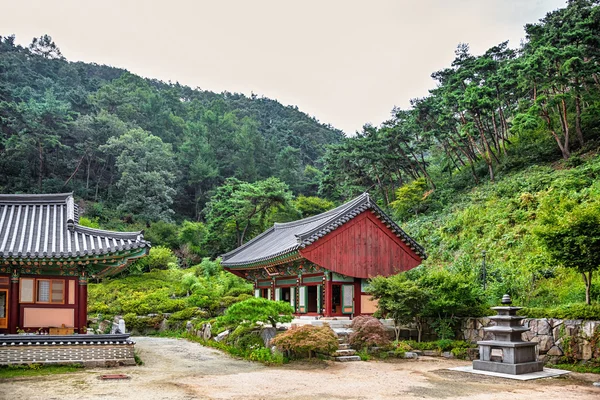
[
  {"left": 354, "top": 278, "right": 362, "bottom": 317},
  {"left": 9, "top": 269, "right": 19, "bottom": 334},
  {"left": 78, "top": 272, "right": 88, "bottom": 333},
  {"left": 324, "top": 272, "right": 332, "bottom": 317}
]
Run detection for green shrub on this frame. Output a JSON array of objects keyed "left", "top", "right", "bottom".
[
  {"left": 133, "top": 246, "right": 178, "bottom": 272},
  {"left": 349, "top": 316, "right": 391, "bottom": 350},
  {"left": 272, "top": 325, "right": 339, "bottom": 359},
  {"left": 212, "top": 298, "right": 294, "bottom": 331},
  {"left": 168, "top": 308, "right": 201, "bottom": 322}
]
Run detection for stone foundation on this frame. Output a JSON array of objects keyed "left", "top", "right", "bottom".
[{"left": 0, "top": 334, "right": 136, "bottom": 367}]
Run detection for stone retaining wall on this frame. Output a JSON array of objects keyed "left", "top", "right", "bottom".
[{"left": 461, "top": 318, "right": 600, "bottom": 363}]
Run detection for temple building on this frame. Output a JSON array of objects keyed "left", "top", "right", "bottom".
[
  {"left": 0, "top": 193, "right": 150, "bottom": 334},
  {"left": 222, "top": 193, "right": 426, "bottom": 317}
]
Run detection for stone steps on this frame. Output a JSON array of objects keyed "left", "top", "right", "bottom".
[
  {"left": 339, "top": 343, "right": 351, "bottom": 350},
  {"left": 335, "top": 355, "right": 362, "bottom": 362},
  {"left": 334, "top": 349, "right": 357, "bottom": 357}
]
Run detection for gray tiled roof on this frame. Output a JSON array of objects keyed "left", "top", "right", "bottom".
[
  {"left": 221, "top": 193, "right": 426, "bottom": 267},
  {"left": 0, "top": 193, "right": 149, "bottom": 259}
]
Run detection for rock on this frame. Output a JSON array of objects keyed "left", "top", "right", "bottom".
[
  {"left": 403, "top": 352, "right": 418, "bottom": 359},
  {"left": 553, "top": 326, "right": 562, "bottom": 342},
  {"left": 528, "top": 319, "right": 537, "bottom": 333},
  {"left": 564, "top": 320, "right": 582, "bottom": 336},
  {"left": 592, "top": 382, "right": 600, "bottom": 387},
  {"left": 547, "top": 346, "right": 563, "bottom": 356},
  {"left": 118, "top": 318, "right": 126, "bottom": 334},
  {"left": 203, "top": 323, "right": 212, "bottom": 340},
  {"left": 442, "top": 351, "right": 454, "bottom": 359},
  {"left": 214, "top": 330, "right": 230, "bottom": 342},
  {"left": 538, "top": 335, "right": 554, "bottom": 353},
  {"left": 522, "top": 330, "right": 535, "bottom": 342},
  {"left": 581, "top": 342, "right": 593, "bottom": 361},
  {"left": 260, "top": 327, "right": 277, "bottom": 347},
  {"left": 423, "top": 350, "right": 439, "bottom": 357},
  {"left": 159, "top": 318, "right": 168, "bottom": 332},
  {"left": 98, "top": 320, "right": 111, "bottom": 334},
  {"left": 186, "top": 321, "right": 193, "bottom": 332},
  {"left": 583, "top": 321, "right": 599, "bottom": 338},
  {"left": 537, "top": 319, "right": 551, "bottom": 335}
]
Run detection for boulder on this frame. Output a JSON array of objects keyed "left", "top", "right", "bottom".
[
  {"left": 203, "top": 323, "right": 212, "bottom": 340},
  {"left": 214, "top": 330, "right": 230, "bottom": 343},
  {"left": 260, "top": 327, "right": 277, "bottom": 347}
]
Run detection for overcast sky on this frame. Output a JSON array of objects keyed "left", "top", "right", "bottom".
[{"left": 2, "top": 0, "right": 566, "bottom": 135}]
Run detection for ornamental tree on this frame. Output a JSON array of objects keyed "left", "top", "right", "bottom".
[
  {"left": 368, "top": 274, "right": 427, "bottom": 342},
  {"left": 217, "top": 297, "right": 294, "bottom": 329},
  {"left": 536, "top": 200, "right": 600, "bottom": 305}
]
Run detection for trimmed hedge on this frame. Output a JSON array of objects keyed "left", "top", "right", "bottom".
[{"left": 519, "top": 303, "right": 600, "bottom": 320}]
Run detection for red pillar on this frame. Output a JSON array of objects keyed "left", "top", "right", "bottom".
[
  {"left": 78, "top": 275, "right": 88, "bottom": 333},
  {"left": 9, "top": 270, "right": 19, "bottom": 334},
  {"left": 354, "top": 278, "right": 362, "bottom": 317},
  {"left": 324, "top": 274, "right": 332, "bottom": 317}
]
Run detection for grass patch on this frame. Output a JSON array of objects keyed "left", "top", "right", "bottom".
[
  {"left": 0, "top": 364, "right": 83, "bottom": 379},
  {"left": 548, "top": 363, "right": 600, "bottom": 374}
]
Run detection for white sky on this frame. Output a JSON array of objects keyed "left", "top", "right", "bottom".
[{"left": 2, "top": 0, "right": 566, "bottom": 135}]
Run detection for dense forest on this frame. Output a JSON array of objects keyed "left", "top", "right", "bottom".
[{"left": 4, "top": 0, "right": 600, "bottom": 316}]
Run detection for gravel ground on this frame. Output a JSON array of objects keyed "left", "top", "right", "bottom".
[{"left": 0, "top": 336, "right": 598, "bottom": 400}]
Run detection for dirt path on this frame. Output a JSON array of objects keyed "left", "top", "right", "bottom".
[{"left": 0, "top": 337, "right": 598, "bottom": 400}]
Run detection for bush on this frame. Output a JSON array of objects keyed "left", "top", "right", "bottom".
[
  {"left": 132, "top": 246, "right": 178, "bottom": 272},
  {"left": 348, "top": 316, "right": 391, "bottom": 350},
  {"left": 212, "top": 298, "right": 294, "bottom": 331},
  {"left": 272, "top": 325, "right": 339, "bottom": 359}
]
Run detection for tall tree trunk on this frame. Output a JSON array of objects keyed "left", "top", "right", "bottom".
[
  {"left": 582, "top": 271, "right": 592, "bottom": 305},
  {"left": 575, "top": 94, "right": 584, "bottom": 147},
  {"left": 38, "top": 141, "right": 43, "bottom": 192}
]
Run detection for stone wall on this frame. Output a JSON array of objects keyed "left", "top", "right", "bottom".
[
  {"left": 0, "top": 337, "right": 136, "bottom": 367},
  {"left": 461, "top": 317, "right": 600, "bottom": 363}
]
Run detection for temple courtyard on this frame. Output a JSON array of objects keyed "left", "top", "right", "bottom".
[{"left": 1, "top": 337, "right": 598, "bottom": 400}]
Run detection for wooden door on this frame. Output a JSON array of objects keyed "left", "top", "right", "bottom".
[
  {"left": 0, "top": 289, "right": 8, "bottom": 329},
  {"left": 341, "top": 284, "right": 354, "bottom": 314}
]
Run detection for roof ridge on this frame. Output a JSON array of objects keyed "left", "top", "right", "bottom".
[
  {"left": 0, "top": 192, "right": 73, "bottom": 203},
  {"left": 275, "top": 192, "right": 369, "bottom": 230},
  {"left": 74, "top": 225, "right": 145, "bottom": 240}
]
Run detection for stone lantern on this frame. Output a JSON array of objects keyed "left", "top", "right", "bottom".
[{"left": 473, "top": 294, "right": 544, "bottom": 375}]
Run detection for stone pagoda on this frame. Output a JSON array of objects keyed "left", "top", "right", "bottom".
[{"left": 473, "top": 294, "right": 544, "bottom": 375}]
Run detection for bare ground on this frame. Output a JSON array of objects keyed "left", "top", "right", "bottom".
[{"left": 0, "top": 337, "right": 598, "bottom": 400}]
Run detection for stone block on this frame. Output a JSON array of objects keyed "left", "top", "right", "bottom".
[
  {"left": 553, "top": 326, "right": 562, "bottom": 342},
  {"left": 537, "top": 335, "right": 554, "bottom": 353},
  {"left": 564, "top": 320, "right": 582, "bottom": 336},
  {"left": 582, "top": 321, "right": 599, "bottom": 338},
  {"left": 547, "top": 346, "right": 563, "bottom": 356},
  {"left": 580, "top": 341, "right": 593, "bottom": 361},
  {"left": 537, "top": 319, "right": 551, "bottom": 335}
]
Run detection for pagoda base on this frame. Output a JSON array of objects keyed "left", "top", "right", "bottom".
[{"left": 473, "top": 360, "right": 544, "bottom": 375}]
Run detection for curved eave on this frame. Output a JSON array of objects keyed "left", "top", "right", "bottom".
[
  {"left": 1, "top": 246, "right": 150, "bottom": 276},
  {"left": 222, "top": 250, "right": 301, "bottom": 270}
]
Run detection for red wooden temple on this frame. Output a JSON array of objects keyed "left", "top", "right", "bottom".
[
  {"left": 222, "top": 193, "right": 426, "bottom": 317},
  {"left": 0, "top": 193, "right": 150, "bottom": 334}
]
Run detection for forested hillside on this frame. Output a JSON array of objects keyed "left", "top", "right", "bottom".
[
  {"left": 0, "top": 34, "right": 343, "bottom": 221},
  {"left": 5, "top": 0, "right": 600, "bottom": 317}
]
